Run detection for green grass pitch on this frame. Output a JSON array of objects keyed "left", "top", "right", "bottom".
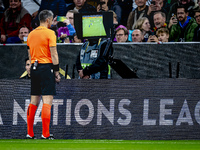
[
  {"left": 82, "top": 15, "right": 106, "bottom": 37},
  {"left": 0, "top": 140, "right": 200, "bottom": 150}
]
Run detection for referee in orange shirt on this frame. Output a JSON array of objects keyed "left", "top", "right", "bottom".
[{"left": 26, "top": 10, "right": 61, "bottom": 139}]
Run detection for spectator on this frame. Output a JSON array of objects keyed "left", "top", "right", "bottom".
[
  {"left": 169, "top": 5, "right": 198, "bottom": 42},
  {"left": 18, "top": 26, "right": 30, "bottom": 43},
  {"left": 115, "top": 25, "right": 129, "bottom": 42},
  {"left": 168, "top": 11, "right": 178, "bottom": 29},
  {"left": 109, "top": 10, "right": 119, "bottom": 27},
  {"left": 71, "top": 33, "right": 82, "bottom": 43},
  {"left": 193, "top": 8, "right": 200, "bottom": 41},
  {"left": 56, "top": 10, "right": 76, "bottom": 43},
  {"left": 97, "top": 0, "right": 109, "bottom": 12},
  {"left": 147, "top": 0, "right": 168, "bottom": 28},
  {"left": 131, "top": 29, "right": 144, "bottom": 42},
  {"left": 105, "top": 0, "right": 120, "bottom": 25},
  {"left": 21, "top": 0, "right": 41, "bottom": 19},
  {"left": 7, "top": 26, "right": 30, "bottom": 43},
  {"left": 147, "top": 27, "right": 169, "bottom": 43},
  {"left": 156, "top": 27, "right": 169, "bottom": 42},
  {"left": 147, "top": 34, "right": 159, "bottom": 42},
  {"left": 31, "top": 0, "right": 67, "bottom": 28},
  {"left": 20, "top": 58, "right": 31, "bottom": 79},
  {"left": 0, "top": 0, "right": 4, "bottom": 20},
  {"left": 148, "top": 0, "right": 168, "bottom": 15},
  {"left": 109, "top": 10, "right": 119, "bottom": 40},
  {"left": 115, "top": 0, "right": 133, "bottom": 26},
  {"left": 167, "top": 0, "right": 199, "bottom": 23},
  {"left": 153, "top": 11, "right": 167, "bottom": 32},
  {"left": 68, "top": 0, "right": 97, "bottom": 13},
  {"left": 134, "top": 17, "right": 152, "bottom": 41},
  {"left": 51, "top": 10, "right": 82, "bottom": 43},
  {"left": 0, "top": 0, "right": 32, "bottom": 44},
  {"left": 66, "top": 10, "right": 75, "bottom": 27},
  {"left": 96, "top": 0, "right": 116, "bottom": 13},
  {"left": 127, "top": 0, "right": 149, "bottom": 30}
]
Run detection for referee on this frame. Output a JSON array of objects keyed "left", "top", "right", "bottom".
[{"left": 26, "top": 10, "right": 61, "bottom": 139}]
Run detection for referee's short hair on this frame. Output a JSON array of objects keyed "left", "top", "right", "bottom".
[{"left": 39, "top": 10, "right": 54, "bottom": 23}]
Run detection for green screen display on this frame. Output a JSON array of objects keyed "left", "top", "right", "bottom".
[{"left": 82, "top": 15, "right": 106, "bottom": 37}]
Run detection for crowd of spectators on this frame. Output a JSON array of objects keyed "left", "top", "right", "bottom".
[{"left": 1, "top": 0, "right": 200, "bottom": 44}]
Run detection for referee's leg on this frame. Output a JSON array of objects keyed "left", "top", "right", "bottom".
[
  {"left": 41, "top": 95, "right": 53, "bottom": 138},
  {"left": 27, "top": 95, "right": 41, "bottom": 138}
]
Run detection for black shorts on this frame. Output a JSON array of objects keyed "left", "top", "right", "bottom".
[{"left": 31, "top": 63, "right": 56, "bottom": 95}]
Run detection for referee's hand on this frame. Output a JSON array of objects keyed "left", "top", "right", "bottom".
[{"left": 54, "top": 71, "right": 61, "bottom": 83}]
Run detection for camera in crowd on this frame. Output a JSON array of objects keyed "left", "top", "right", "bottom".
[
  {"left": 98, "top": 1, "right": 106, "bottom": 12},
  {"left": 151, "top": 1, "right": 155, "bottom": 5}
]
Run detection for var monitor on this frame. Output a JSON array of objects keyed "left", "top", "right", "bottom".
[{"left": 74, "top": 12, "right": 113, "bottom": 40}]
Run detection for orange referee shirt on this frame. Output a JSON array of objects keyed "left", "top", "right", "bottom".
[{"left": 27, "top": 26, "right": 57, "bottom": 64}]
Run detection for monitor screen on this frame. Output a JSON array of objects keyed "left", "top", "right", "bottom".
[
  {"left": 82, "top": 14, "right": 106, "bottom": 38},
  {"left": 74, "top": 12, "right": 113, "bottom": 40}
]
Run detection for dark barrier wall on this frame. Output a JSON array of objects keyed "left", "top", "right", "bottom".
[
  {"left": 0, "top": 43, "right": 200, "bottom": 79},
  {"left": 0, "top": 79, "right": 200, "bottom": 139}
]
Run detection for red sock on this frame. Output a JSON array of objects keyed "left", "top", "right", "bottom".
[
  {"left": 27, "top": 104, "right": 37, "bottom": 137},
  {"left": 41, "top": 103, "right": 51, "bottom": 138}
]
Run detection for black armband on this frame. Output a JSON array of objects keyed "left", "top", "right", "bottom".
[
  {"left": 27, "top": 46, "right": 30, "bottom": 49},
  {"left": 53, "top": 64, "right": 59, "bottom": 71}
]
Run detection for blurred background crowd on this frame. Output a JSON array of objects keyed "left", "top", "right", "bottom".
[{"left": 1, "top": 0, "right": 200, "bottom": 44}]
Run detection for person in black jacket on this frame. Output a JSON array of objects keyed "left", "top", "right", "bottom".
[
  {"left": 76, "top": 38, "right": 113, "bottom": 79},
  {"left": 67, "top": 0, "right": 97, "bottom": 13},
  {"left": 193, "top": 8, "right": 200, "bottom": 41}
]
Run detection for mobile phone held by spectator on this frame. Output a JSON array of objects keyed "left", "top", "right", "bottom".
[{"left": 57, "top": 16, "right": 67, "bottom": 22}]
